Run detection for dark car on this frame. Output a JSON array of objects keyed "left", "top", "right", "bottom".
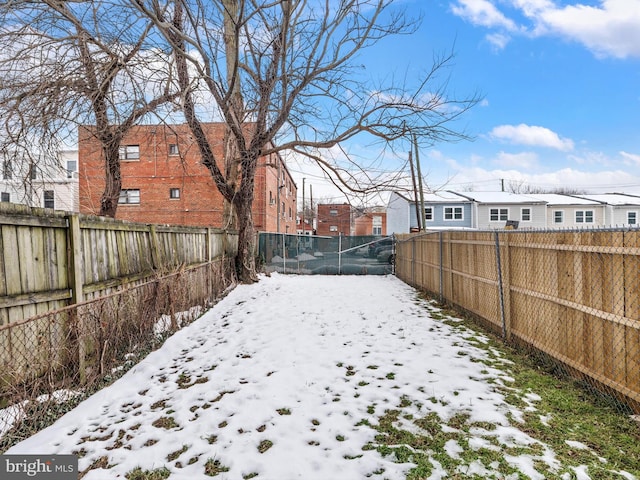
[{"left": 368, "top": 237, "right": 394, "bottom": 258}]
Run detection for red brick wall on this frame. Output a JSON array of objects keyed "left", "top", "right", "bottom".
[
  {"left": 354, "top": 212, "right": 387, "bottom": 235},
  {"left": 316, "top": 203, "right": 352, "bottom": 236},
  {"left": 79, "top": 124, "right": 296, "bottom": 231}
]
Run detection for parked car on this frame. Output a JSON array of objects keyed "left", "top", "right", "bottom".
[
  {"left": 376, "top": 247, "right": 395, "bottom": 264},
  {"left": 368, "top": 237, "right": 394, "bottom": 258}
]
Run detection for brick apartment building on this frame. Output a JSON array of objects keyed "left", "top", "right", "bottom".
[
  {"left": 354, "top": 208, "right": 387, "bottom": 236},
  {"left": 316, "top": 203, "right": 353, "bottom": 236},
  {"left": 78, "top": 123, "right": 297, "bottom": 232}
]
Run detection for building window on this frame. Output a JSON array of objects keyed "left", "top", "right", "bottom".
[
  {"left": 66, "top": 160, "right": 77, "bottom": 178},
  {"left": 281, "top": 202, "right": 285, "bottom": 217},
  {"left": 169, "top": 144, "right": 179, "bottom": 156},
  {"left": 373, "top": 215, "right": 383, "bottom": 235},
  {"left": 43, "top": 190, "right": 54, "bottom": 209},
  {"left": 628, "top": 211, "right": 637, "bottom": 225},
  {"left": 425, "top": 207, "right": 433, "bottom": 221},
  {"left": 29, "top": 164, "right": 38, "bottom": 180},
  {"left": 1, "top": 192, "right": 9, "bottom": 202},
  {"left": 444, "top": 206, "right": 463, "bottom": 221},
  {"left": 329, "top": 225, "right": 338, "bottom": 232},
  {"left": 576, "top": 210, "right": 594, "bottom": 223},
  {"left": 554, "top": 211, "right": 563, "bottom": 223},
  {"left": 119, "top": 145, "right": 140, "bottom": 161},
  {"left": 118, "top": 189, "right": 140, "bottom": 204},
  {"left": 3, "top": 160, "right": 12, "bottom": 180},
  {"left": 490, "top": 208, "right": 509, "bottom": 221},
  {"left": 169, "top": 188, "right": 180, "bottom": 199},
  {"left": 269, "top": 191, "right": 274, "bottom": 205},
  {"left": 521, "top": 208, "right": 531, "bottom": 222},
  {"left": 329, "top": 209, "right": 338, "bottom": 216},
  {"left": 289, "top": 206, "right": 292, "bottom": 219}
]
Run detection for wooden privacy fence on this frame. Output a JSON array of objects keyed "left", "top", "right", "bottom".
[
  {"left": 395, "top": 228, "right": 640, "bottom": 414},
  {"left": 0, "top": 202, "right": 238, "bottom": 394}
]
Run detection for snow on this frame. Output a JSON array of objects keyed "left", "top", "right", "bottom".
[{"left": 4, "top": 274, "right": 634, "bottom": 479}]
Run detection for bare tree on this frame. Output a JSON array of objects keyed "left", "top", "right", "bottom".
[
  {"left": 0, "top": 1, "right": 177, "bottom": 217},
  {"left": 131, "top": 0, "right": 479, "bottom": 282}
]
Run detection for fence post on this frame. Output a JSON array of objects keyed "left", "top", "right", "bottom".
[
  {"left": 149, "top": 224, "right": 161, "bottom": 268},
  {"left": 439, "top": 231, "right": 444, "bottom": 303},
  {"left": 411, "top": 237, "right": 416, "bottom": 286},
  {"left": 67, "top": 214, "right": 87, "bottom": 383},
  {"left": 494, "top": 231, "right": 507, "bottom": 340}
]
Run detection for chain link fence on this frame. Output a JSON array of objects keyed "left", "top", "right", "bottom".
[
  {"left": 0, "top": 258, "right": 236, "bottom": 452},
  {"left": 396, "top": 228, "right": 640, "bottom": 415},
  {"left": 257, "top": 232, "right": 395, "bottom": 275}
]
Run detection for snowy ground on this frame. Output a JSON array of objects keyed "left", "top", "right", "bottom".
[{"left": 6, "top": 274, "right": 635, "bottom": 479}]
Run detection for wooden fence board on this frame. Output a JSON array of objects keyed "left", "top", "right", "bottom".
[{"left": 395, "top": 228, "right": 640, "bottom": 411}]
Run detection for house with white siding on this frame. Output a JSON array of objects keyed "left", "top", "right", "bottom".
[
  {"left": 0, "top": 149, "right": 78, "bottom": 211},
  {"left": 571, "top": 193, "right": 640, "bottom": 227},
  {"left": 526, "top": 193, "right": 606, "bottom": 228},
  {"left": 452, "top": 191, "right": 548, "bottom": 230}
]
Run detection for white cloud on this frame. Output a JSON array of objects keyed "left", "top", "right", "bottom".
[
  {"left": 451, "top": 0, "right": 518, "bottom": 30},
  {"left": 620, "top": 151, "right": 640, "bottom": 166},
  {"left": 494, "top": 151, "right": 539, "bottom": 168},
  {"left": 537, "top": 0, "right": 640, "bottom": 58},
  {"left": 489, "top": 123, "right": 574, "bottom": 151},
  {"left": 485, "top": 32, "right": 511, "bottom": 50},
  {"left": 452, "top": 0, "right": 640, "bottom": 59}
]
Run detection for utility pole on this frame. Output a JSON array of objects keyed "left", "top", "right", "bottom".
[
  {"left": 408, "top": 150, "right": 421, "bottom": 231},
  {"left": 302, "top": 177, "right": 306, "bottom": 238},
  {"left": 413, "top": 134, "right": 426, "bottom": 231}
]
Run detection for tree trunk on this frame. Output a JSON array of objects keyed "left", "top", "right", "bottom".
[
  {"left": 233, "top": 191, "right": 258, "bottom": 283},
  {"left": 100, "top": 142, "right": 121, "bottom": 217}
]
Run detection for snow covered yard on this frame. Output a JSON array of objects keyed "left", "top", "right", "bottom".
[{"left": 6, "top": 274, "right": 638, "bottom": 479}]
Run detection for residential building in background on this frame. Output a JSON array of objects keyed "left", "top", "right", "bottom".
[
  {"left": 353, "top": 207, "right": 387, "bottom": 236},
  {"left": 525, "top": 194, "right": 606, "bottom": 228},
  {"left": 78, "top": 123, "right": 296, "bottom": 232},
  {"left": 0, "top": 149, "right": 79, "bottom": 211},
  {"left": 387, "top": 191, "right": 474, "bottom": 233},
  {"left": 316, "top": 203, "right": 353, "bottom": 236},
  {"left": 571, "top": 193, "right": 640, "bottom": 226},
  {"left": 387, "top": 190, "right": 640, "bottom": 233}
]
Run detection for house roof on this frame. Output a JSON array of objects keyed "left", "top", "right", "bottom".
[
  {"left": 571, "top": 193, "right": 640, "bottom": 206},
  {"left": 526, "top": 193, "right": 603, "bottom": 206},
  {"left": 451, "top": 191, "right": 546, "bottom": 204},
  {"left": 390, "top": 190, "right": 472, "bottom": 204}
]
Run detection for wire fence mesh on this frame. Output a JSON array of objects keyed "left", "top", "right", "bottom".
[
  {"left": 258, "top": 232, "right": 395, "bottom": 275},
  {"left": 0, "top": 258, "right": 236, "bottom": 452},
  {"left": 396, "top": 227, "right": 640, "bottom": 415}
]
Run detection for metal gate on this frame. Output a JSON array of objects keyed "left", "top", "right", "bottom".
[{"left": 257, "top": 233, "right": 395, "bottom": 275}]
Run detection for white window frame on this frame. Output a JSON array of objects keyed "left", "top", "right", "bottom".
[
  {"left": 424, "top": 207, "right": 433, "bottom": 222},
  {"left": 119, "top": 145, "right": 140, "bottom": 161},
  {"left": 444, "top": 206, "right": 463, "bottom": 221},
  {"left": 66, "top": 160, "right": 77, "bottom": 178},
  {"left": 118, "top": 189, "right": 140, "bottom": 205},
  {"left": 628, "top": 211, "right": 638, "bottom": 225},
  {"left": 169, "top": 188, "right": 180, "bottom": 199},
  {"left": 169, "top": 144, "right": 179, "bottom": 156},
  {"left": 329, "top": 225, "right": 338, "bottom": 232},
  {"left": 329, "top": 209, "right": 338, "bottom": 216},
  {"left": 490, "top": 208, "right": 509, "bottom": 222},
  {"left": 1, "top": 192, "right": 9, "bottom": 202},
  {"left": 554, "top": 211, "right": 564, "bottom": 224},
  {"left": 521, "top": 207, "right": 531, "bottom": 222},
  {"left": 576, "top": 210, "right": 594, "bottom": 223}
]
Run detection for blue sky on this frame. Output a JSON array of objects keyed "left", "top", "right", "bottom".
[{"left": 290, "top": 0, "right": 640, "bottom": 203}]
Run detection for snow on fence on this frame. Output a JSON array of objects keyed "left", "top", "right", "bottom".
[
  {"left": 0, "top": 203, "right": 238, "bottom": 448},
  {"left": 395, "top": 228, "right": 640, "bottom": 414}
]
